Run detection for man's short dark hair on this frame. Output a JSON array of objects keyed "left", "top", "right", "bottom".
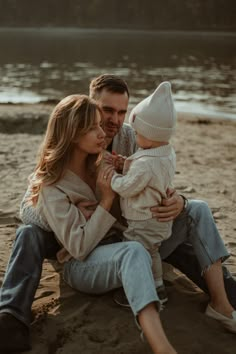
[{"left": 89, "top": 74, "right": 129, "bottom": 99}]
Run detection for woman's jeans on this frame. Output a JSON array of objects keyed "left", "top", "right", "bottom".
[
  {"left": 63, "top": 241, "right": 159, "bottom": 316},
  {"left": 0, "top": 199, "right": 235, "bottom": 327}
]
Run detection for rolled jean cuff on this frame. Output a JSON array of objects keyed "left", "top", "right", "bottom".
[
  {"left": 194, "top": 242, "right": 230, "bottom": 274},
  {"left": 132, "top": 296, "right": 160, "bottom": 317},
  {"left": 200, "top": 254, "right": 230, "bottom": 277}
]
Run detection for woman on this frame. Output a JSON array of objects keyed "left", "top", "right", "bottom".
[{"left": 20, "top": 94, "right": 177, "bottom": 354}]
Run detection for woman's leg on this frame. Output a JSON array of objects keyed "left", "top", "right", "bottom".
[
  {"left": 63, "top": 241, "right": 176, "bottom": 353},
  {"left": 139, "top": 303, "right": 176, "bottom": 354}
]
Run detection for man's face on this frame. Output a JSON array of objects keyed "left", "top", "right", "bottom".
[{"left": 95, "top": 89, "right": 129, "bottom": 139}]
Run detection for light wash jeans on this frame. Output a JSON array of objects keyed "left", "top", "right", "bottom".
[
  {"left": 63, "top": 241, "right": 158, "bottom": 316},
  {"left": 160, "top": 200, "right": 230, "bottom": 268},
  {"left": 0, "top": 199, "right": 235, "bottom": 327}
]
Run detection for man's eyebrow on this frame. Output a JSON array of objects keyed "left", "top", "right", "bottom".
[
  {"left": 102, "top": 105, "right": 113, "bottom": 110},
  {"left": 102, "top": 105, "right": 127, "bottom": 113}
]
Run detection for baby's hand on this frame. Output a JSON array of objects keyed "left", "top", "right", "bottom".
[
  {"left": 102, "top": 151, "right": 114, "bottom": 167},
  {"left": 104, "top": 151, "right": 127, "bottom": 173}
]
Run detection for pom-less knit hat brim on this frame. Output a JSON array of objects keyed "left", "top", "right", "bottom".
[{"left": 129, "top": 81, "right": 177, "bottom": 142}]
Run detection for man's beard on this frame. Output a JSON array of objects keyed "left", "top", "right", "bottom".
[{"left": 104, "top": 123, "right": 120, "bottom": 138}]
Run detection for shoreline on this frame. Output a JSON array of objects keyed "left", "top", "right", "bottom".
[
  {"left": 0, "top": 27, "right": 236, "bottom": 37},
  {"left": 0, "top": 103, "right": 236, "bottom": 135}
]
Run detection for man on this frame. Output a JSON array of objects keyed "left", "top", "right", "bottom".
[
  {"left": 0, "top": 74, "right": 235, "bottom": 352},
  {"left": 89, "top": 74, "right": 236, "bottom": 307}
]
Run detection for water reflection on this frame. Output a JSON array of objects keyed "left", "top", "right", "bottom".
[{"left": 0, "top": 28, "right": 235, "bottom": 118}]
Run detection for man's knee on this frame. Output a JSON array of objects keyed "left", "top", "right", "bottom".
[
  {"left": 17, "top": 224, "right": 43, "bottom": 242},
  {"left": 188, "top": 199, "right": 211, "bottom": 220},
  {"left": 15, "top": 224, "right": 54, "bottom": 252}
]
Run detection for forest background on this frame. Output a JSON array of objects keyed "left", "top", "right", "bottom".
[{"left": 0, "top": 0, "right": 235, "bottom": 31}]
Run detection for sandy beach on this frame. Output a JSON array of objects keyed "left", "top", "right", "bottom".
[{"left": 0, "top": 104, "right": 236, "bottom": 353}]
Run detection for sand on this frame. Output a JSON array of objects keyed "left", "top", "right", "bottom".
[{"left": 0, "top": 104, "right": 236, "bottom": 353}]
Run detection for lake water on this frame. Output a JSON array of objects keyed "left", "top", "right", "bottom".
[{"left": 0, "top": 28, "right": 236, "bottom": 119}]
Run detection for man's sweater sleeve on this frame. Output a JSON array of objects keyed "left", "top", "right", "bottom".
[{"left": 39, "top": 186, "right": 116, "bottom": 261}]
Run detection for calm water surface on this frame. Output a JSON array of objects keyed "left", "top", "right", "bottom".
[{"left": 0, "top": 28, "right": 236, "bottom": 119}]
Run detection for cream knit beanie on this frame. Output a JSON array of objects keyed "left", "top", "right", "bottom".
[{"left": 129, "top": 81, "right": 176, "bottom": 142}]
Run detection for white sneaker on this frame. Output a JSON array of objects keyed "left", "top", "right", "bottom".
[{"left": 205, "top": 304, "right": 236, "bottom": 334}]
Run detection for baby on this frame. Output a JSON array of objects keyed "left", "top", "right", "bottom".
[{"left": 111, "top": 82, "right": 177, "bottom": 304}]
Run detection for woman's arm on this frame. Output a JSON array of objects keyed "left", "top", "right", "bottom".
[
  {"left": 41, "top": 167, "right": 116, "bottom": 261},
  {"left": 41, "top": 189, "right": 116, "bottom": 261}
]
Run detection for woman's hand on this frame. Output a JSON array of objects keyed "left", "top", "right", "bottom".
[
  {"left": 97, "top": 165, "right": 116, "bottom": 210},
  {"left": 150, "top": 188, "right": 184, "bottom": 222}
]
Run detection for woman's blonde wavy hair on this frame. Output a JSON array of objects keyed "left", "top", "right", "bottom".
[{"left": 29, "top": 94, "right": 101, "bottom": 205}]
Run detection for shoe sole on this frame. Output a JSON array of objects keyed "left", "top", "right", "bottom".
[{"left": 113, "top": 297, "right": 131, "bottom": 308}]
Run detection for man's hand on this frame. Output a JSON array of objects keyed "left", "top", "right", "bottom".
[
  {"left": 150, "top": 188, "right": 184, "bottom": 222},
  {"left": 76, "top": 200, "right": 98, "bottom": 220}
]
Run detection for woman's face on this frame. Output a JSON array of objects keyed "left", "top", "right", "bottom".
[{"left": 76, "top": 111, "right": 106, "bottom": 155}]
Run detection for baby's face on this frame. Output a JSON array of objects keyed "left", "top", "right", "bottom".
[{"left": 136, "top": 132, "right": 152, "bottom": 149}]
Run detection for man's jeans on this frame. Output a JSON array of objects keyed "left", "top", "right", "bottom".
[
  {"left": 0, "top": 199, "right": 235, "bottom": 327},
  {"left": 161, "top": 200, "right": 234, "bottom": 298},
  {"left": 160, "top": 199, "right": 230, "bottom": 268},
  {"left": 0, "top": 225, "right": 60, "bottom": 326}
]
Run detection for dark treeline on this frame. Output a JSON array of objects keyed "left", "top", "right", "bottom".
[{"left": 0, "top": 0, "right": 235, "bottom": 31}]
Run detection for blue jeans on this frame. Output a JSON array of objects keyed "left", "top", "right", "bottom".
[
  {"left": 63, "top": 241, "right": 158, "bottom": 316},
  {"left": 0, "top": 199, "right": 235, "bottom": 327},
  {"left": 0, "top": 225, "right": 60, "bottom": 326},
  {"left": 160, "top": 200, "right": 230, "bottom": 268}
]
